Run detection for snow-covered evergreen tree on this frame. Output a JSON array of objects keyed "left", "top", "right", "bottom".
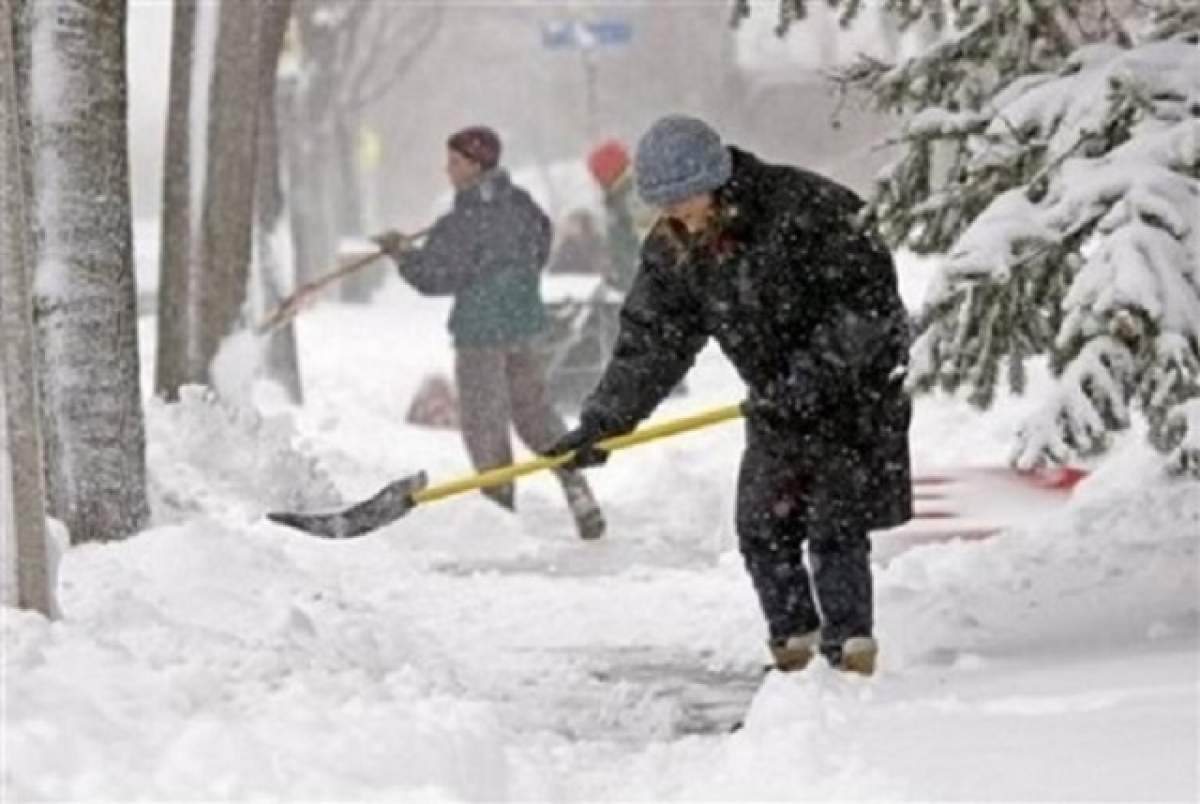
[{"left": 744, "top": 0, "right": 1200, "bottom": 476}]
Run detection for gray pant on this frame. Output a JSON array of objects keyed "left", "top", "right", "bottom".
[{"left": 454, "top": 343, "right": 567, "bottom": 508}]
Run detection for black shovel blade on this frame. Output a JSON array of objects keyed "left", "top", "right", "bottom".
[{"left": 266, "top": 472, "right": 429, "bottom": 539}]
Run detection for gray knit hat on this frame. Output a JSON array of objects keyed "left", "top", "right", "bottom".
[{"left": 634, "top": 115, "right": 732, "bottom": 207}]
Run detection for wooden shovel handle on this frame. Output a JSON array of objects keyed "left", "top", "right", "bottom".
[{"left": 255, "top": 227, "right": 430, "bottom": 335}]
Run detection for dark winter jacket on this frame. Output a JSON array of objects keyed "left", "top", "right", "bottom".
[
  {"left": 400, "top": 170, "right": 552, "bottom": 347},
  {"left": 579, "top": 148, "right": 913, "bottom": 529}
]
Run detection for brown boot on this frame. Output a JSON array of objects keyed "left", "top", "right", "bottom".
[
  {"left": 769, "top": 630, "right": 820, "bottom": 672},
  {"left": 836, "top": 636, "right": 878, "bottom": 676}
]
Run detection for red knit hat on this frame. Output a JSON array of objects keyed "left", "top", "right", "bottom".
[
  {"left": 587, "top": 139, "right": 630, "bottom": 189},
  {"left": 447, "top": 126, "right": 501, "bottom": 170}
]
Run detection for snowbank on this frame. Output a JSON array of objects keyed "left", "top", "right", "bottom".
[
  {"left": 3, "top": 256, "right": 1196, "bottom": 801},
  {"left": 3, "top": 522, "right": 510, "bottom": 800}
]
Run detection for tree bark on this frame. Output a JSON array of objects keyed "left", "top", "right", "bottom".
[
  {"left": 286, "top": 3, "right": 345, "bottom": 287},
  {"left": 281, "top": 91, "right": 337, "bottom": 287},
  {"left": 154, "top": 0, "right": 196, "bottom": 401},
  {"left": 25, "top": 0, "right": 149, "bottom": 545},
  {"left": 0, "top": 0, "right": 53, "bottom": 614},
  {"left": 193, "top": 0, "right": 262, "bottom": 382},
  {"left": 256, "top": 0, "right": 303, "bottom": 402}
]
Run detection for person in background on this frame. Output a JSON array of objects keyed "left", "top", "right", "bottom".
[
  {"left": 586, "top": 139, "right": 658, "bottom": 295},
  {"left": 373, "top": 125, "right": 605, "bottom": 541},
  {"left": 550, "top": 116, "right": 913, "bottom": 674},
  {"left": 546, "top": 209, "right": 611, "bottom": 277}
]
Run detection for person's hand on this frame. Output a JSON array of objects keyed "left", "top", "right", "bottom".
[
  {"left": 739, "top": 396, "right": 774, "bottom": 420},
  {"left": 370, "top": 229, "right": 413, "bottom": 258},
  {"left": 545, "top": 424, "right": 611, "bottom": 470}
]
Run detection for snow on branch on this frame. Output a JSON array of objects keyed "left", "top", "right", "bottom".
[
  {"left": 831, "top": 0, "right": 1091, "bottom": 114},
  {"left": 907, "top": 18, "right": 1200, "bottom": 475},
  {"left": 904, "top": 107, "right": 990, "bottom": 141},
  {"left": 1012, "top": 335, "right": 1134, "bottom": 469},
  {"left": 1161, "top": 398, "right": 1200, "bottom": 475},
  {"left": 1143, "top": 2, "right": 1200, "bottom": 41},
  {"left": 944, "top": 188, "right": 1060, "bottom": 282}
]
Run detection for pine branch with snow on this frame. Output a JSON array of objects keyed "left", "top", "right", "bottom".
[
  {"left": 748, "top": 0, "right": 1200, "bottom": 476},
  {"left": 909, "top": 32, "right": 1200, "bottom": 475}
]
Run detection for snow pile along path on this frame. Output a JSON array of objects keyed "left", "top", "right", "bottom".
[
  {"left": 4, "top": 519, "right": 510, "bottom": 801},
  {"left": 3, "top": 275, "right": 1198, "bottom": 801}
]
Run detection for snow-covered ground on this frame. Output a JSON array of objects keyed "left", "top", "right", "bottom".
[{"left": 3, "top": 258, "right": 1197, "bottom": 801}]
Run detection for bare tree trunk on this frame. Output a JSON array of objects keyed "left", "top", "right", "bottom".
[
  {"left": 154, "top": 0, "right": 196, "bottom": 401},
  {"left": 24, "top": 0, "right": 149, "bottom": 545},
  {"left": 256, "top": 0, "right": 303, "bottom": 402},
  {"left": 333, "top": 114, "right": 364, "bottom": 237},
  {"left": 286, "top": 4, "right": 340, "bottom": 287},
  {"left": 281, "top": 96, "right": 335, "bottom": 287},
  {"left": 285, "top": 1, "right": 441, "bottom": 293},
  {"left": 334, "top": 113, "right": 380, "bottom": 303},
  {"left": 256, "top": 0, "right": 290, "bottom": 238},
  {"left": 0, "top": 0, "right": 52, "bottom": 615},
  {"left": 193, "top": 0, "right": 262, "bottom": 380}
]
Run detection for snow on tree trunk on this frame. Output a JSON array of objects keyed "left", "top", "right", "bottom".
[
  {"left": 193, "top": 0, "right": 262, "bottom": 384},
  {"left": 25, "top": 0, "right": 150, "bottom": 544},
  {"left": 153, "top": 0, "right": 196, "bottom": 401},
  {"left": 1, "top": 0, "right": 53, "bottom": 615}
]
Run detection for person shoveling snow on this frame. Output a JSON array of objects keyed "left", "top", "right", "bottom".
[
  {"left": 370, "top": 125, "right": 605, "bottom": 541},
  {"left": 546, "top": 115, "right": 914, "bottom": 677}
]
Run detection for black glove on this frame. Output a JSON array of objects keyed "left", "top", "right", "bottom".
[
  {"left": 544, "top": 423, "right": 611, "bottom": 470},
  {"left": 739, "top": 396, "right": 770, "bottom": 419},
  {"left": 370, "top": 229, "right": 413, "bottom": 259}
]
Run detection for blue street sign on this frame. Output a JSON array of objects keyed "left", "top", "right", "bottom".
[{"left": 541, "top": 19, "right": 634, "bottom": 50}]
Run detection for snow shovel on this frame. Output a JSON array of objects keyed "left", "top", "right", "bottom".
[
  {"left": 255, "top": 228, "right": 430, "bottom": 335},
  {"left": 266, "top": 402, "right": 744, "bottom": 539}
]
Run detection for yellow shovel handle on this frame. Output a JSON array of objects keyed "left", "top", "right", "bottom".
[{"left": 411, "top": 403, "right": 744, "bottom": 505}]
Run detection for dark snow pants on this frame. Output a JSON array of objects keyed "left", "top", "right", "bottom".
[
  {"left": 454, "top": 342, "right": 567, "bottom": 508},
  {"left": 735, "top": 441, "right": 873, "bottom": 653}
]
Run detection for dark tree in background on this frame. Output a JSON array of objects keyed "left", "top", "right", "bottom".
[
  {"left": 284, "top": 0, "right": 442, "bottom": 296},
  {"left": 154, "top": 0, "right": 302, "bottom": 404},
  {"left": 154, "top": 0, "right": 196, "bottom": 402},
  {"left": 192, "top": 1, "right": 263, "bottom": 382},
  {"left": 256, "top": 0, "right": 303, "bottom": 403},
  {"left": 1, "top": 0, "right": 52, "bottom": 613}
]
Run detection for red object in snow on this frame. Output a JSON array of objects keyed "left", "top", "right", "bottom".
[
  {"left": 880, "top": 465, "right": 1087, "bottom": 562},
  {"left": 917, "top": 467, "right": 1088, "bottom": 492},
  {"left": 1019, "top": 466, "right": 1089, "bottom": 490}
]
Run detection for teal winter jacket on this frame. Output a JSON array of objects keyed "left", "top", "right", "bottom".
[{"left": 400, "top": 170, "right": 551, "bottom": 347}]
